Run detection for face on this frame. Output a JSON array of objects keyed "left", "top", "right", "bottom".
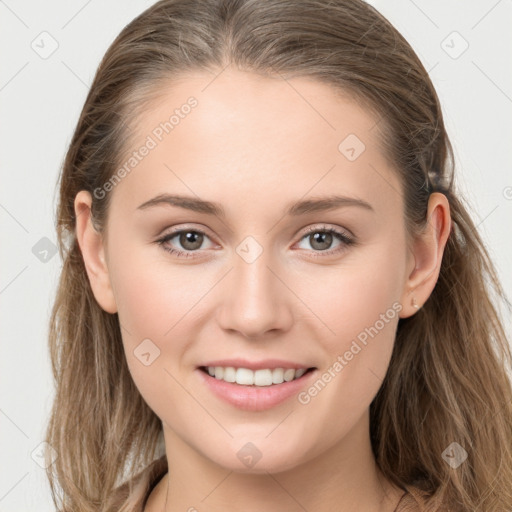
[{"left": 97, "top": 69, "right": 415, "bottom": 473}]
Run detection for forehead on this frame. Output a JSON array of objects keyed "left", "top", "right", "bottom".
[{"left": 109, "top": 69, "right": 402, "bottom": 221}]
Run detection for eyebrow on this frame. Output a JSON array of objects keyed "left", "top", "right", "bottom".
[{"left": 136, "top": 193, "right": 374, "bottom": 217}]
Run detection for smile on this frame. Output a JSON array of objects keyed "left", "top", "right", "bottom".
[
  {"left": 200, "top": 366, "right": 315, "bottom": 386},
  {"left": 196, "top": 365, "right": 318, "bottom": 411}
]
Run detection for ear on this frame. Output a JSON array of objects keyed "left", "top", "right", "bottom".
[
  {"left": 399, "top": 192, "right": 452, "bottom": 318},
  {"left": 74, "top": 190, "right": 118, "bottom": 314}
]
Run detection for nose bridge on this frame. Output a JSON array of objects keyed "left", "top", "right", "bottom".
[{"left": 216, "top": 236, "right": 293, "bottom": 338}]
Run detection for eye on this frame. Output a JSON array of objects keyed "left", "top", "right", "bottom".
[
  {"left": 156, "top": 228, "right": 216, "bottom": 259},
  {"left": 295, "top": 225, "right": 355, "bottom": 257},
  {"left": 156, "top": 224, "right": 356, "bottom": 259}
]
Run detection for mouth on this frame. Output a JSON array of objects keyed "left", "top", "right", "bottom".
[
  {"left": 196, "top": 364, "right": 318, "bottom": 411},
  {"left": 198, "top": 365, "right": 317, "bottom": 386}
]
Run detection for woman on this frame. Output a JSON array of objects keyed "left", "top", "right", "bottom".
[{"left": 45, "top": 0, "right": 512, "bottom": 510}]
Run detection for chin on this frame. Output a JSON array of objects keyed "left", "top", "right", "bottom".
[{"left": 202, "top": 437, "right": 310, "bottom": 475}]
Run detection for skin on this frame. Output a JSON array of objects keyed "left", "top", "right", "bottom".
[{"left": 75, "top": 68, "right": 451, "bottom": 511}]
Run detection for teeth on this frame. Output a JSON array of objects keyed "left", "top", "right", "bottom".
[
  {"left": 283, "top": 369, "right": 295, "bottom": 381},
  {"left": 205, "top": 366, "right": 309, "bottom": 386},
  {"left": 223, "top": 366, "right": 236, "bottom": 382},
  {"left": 272, "top": 368, "right": 284, "bottom": 384},
  {"left": 236, "top": 367, "right": 254, "bottom": 385},
  {"left": 294, "top": 368, "right": 307, "bottom": 378}
]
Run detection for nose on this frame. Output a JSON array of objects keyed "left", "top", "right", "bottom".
[{"left": 216, "top": 246, "right": 294, "bottom": 339}]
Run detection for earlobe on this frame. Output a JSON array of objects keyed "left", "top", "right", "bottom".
[
  {"left": 399, "top": 192, "right": 451, "bottom": 318},
  {"left": 74, "top": 190, "right": 118, "bottom": 314}
]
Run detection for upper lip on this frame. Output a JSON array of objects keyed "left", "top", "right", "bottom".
[{"left": 199, "top": 358, "right": 316, "bottom": 371}]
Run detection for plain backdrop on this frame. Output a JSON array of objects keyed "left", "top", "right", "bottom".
[{"left": 1, "top": 1, "right": 511, "bottom": 510}]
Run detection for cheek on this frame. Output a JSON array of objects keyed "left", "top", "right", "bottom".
[
  {"left": 105, "top": 242, "right": 182, "bottom": 379},
  {"left": 292, "top": 238, "right": 406, "bottom": 435},
  {"left": 300, "top": 267, "right": 400, "bottom": 399},
  {"left": 109, "top": 239, "right": 203, "bottom": 341},
  {"left": 298, "top": 238, "right": 406, "bottom": 351},
  {"left": 320, "top": 268, "right": 400, "bottom": 346}
]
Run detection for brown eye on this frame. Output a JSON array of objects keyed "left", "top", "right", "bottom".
[
  {"left": 308, "top": 231, "right": 333, "bottom": 251},
  {"left": 178, "top": 231, "right": 204, "bottom": 250},
  {"left": 295, "top": 225, "right": 355, "bottom": 257},
  {"left": 156, "top": 228, "right": 215, "bottom": 258}
]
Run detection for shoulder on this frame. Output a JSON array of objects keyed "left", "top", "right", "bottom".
[
  {"left": 396, "top": 485, "right": 449, "bottom": 512},
  {"left": 108, "top": 455, "right": 168, "bottom": 512}
]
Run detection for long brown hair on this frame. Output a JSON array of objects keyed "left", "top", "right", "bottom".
[{"left": 45, "top": 0, "right": 512, "bottom": 510}]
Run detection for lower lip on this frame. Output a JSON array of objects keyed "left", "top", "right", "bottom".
[{"left": 196, "top": 368, "right": 317, "bottom": 411}]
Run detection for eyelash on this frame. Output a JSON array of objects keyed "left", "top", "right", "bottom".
[{"left": 156, "top": 224, "right": 356, "bottom": 260}]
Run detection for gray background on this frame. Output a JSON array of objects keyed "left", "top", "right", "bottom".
[{"left": 1, "top": 0, "right": 511, "bottom": 509}]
